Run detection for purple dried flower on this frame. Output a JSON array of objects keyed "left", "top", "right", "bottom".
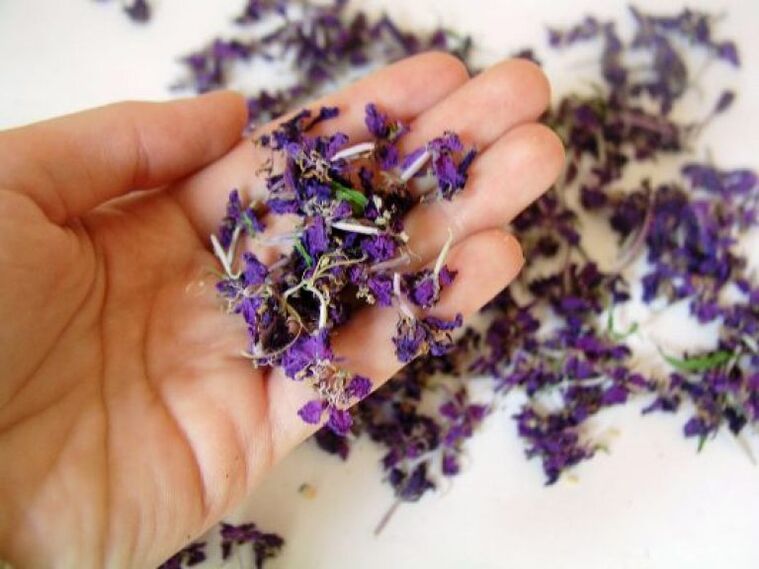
[
  {"left": 220, "top": 522, "right": 284, "bottom": 568},
  {"left": 441, "top": 453, "right": 460, "bottom": 475},
  {"left": 548, "top": 16, "right": 602, "bottom": 47},
  {"left": 713, "top": 90, "right": 736, "bottom": 114},
  {"left": 234, "top": 0, "right": 286, "bottom": 24},
  {"left": 397, "top": 463, "right": 435, "bottom": 501},
  {"left": 515, "top": 408, "right": 596, "bottom": 484},
  {"left": 157, "top": 542, "right": 206, "bottom": 569},
  {"left": 314, "top": 426, "right": 351, "bottom": 459},
  {"left": 683, "top": 416, "right": 709, "bottom": 438},
  {"left": 242, "top": 252, "right": 268, "bottom": 287},
  {"left": 403, "top": 266, "right": 457, "bottom": 310},
  {"left": 218, "top": 189, "right": 243, "bottom": 248},
  {"left": 365, "top": 103, "right": 392, "bottom": 139},
  {"left": 327, "top": 407, "right": 353, "bottom": 435},
  {"left": 366, "top": 273, "right": 394, "bottom": 306},
  {"left": 177, "top": 2, "right": 471, "bottom": 125},
  {"left": 361, "top": 234, "right": 397, "bottom": 262},
  {"left": 347, "top": 375, "right": 372, "bottom": 400},
  {"left": 124, "top": 0, "right": 150, "bottom": 22},
  {"left": 298, "top": 400, "right": 326, "bottom": 424},
  {"left": 425, "top": 132, "right": 476, "bottom": 200},
  {"left": 391, "top": 313, "right": 463, "bottom": 363},
  {"left": 393, "top": 316, "right": 427, "bottom": 363},
  {"left": 282, "top": 331, "right": 333, "bottom": 380},
  {"left": 302, "top": 217, "right": 330, "bottom": 259}
]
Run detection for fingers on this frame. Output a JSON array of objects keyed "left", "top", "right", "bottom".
[
  {"left": 399, "top": 58, "right": 550, "bottom": 155},
  {"left": 266, "top": 228, "right": 524, "bottom": 459},
  {"left": 388, "top": 58, "right": 559, "bottom": 267},
  {"left": 178, "top": 57, "right": 559, "bottom": 281},
  {"left": 403, "top": 123, "right": 565, "bottom": 265},
  {"left": 171, "top": 52, "right": 470, "bottom": 240},
  {"left": 0, "top": 91, "right": 247, "bottom": 224}
]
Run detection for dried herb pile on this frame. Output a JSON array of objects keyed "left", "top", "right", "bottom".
[
  {"left": 98, "top": 0, "right": 151, "bottom": 22},
  {"left": 212, "top": 104, "right": 474, "bottom": 434}
]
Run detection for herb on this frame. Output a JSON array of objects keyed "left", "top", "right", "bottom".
[
  {"left": 96, "top": 0, "right": 151, "bottom": 23},
  {"left": 157, "top": 542, "right": 206, "bottom": 569},
  {"left": 211, "top": 103, "right": 473, "bottom": 435},
  {"left": 156, "top": 522, "right": 284, "bottom": 569},
  {"left": 660, "top": 349, "right": 733, "bottom": 373},
  {"left": 220, "top": 523, "right": 285, "bottom": 568},
  {"left": 292, "top": 239, "right": 313, "bottom": 267},
  {"left": 124, "top": 0, "right": 150, "bottom": 22},
  {"left": 606, "top": 310, "right": 638, "bottom": 341},
  {"left": 331, "top": 181, "right": 368, "bottom": 213}
]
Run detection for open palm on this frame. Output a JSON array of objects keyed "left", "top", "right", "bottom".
[{"left": 0, "top": 53, "right": 562, "bottom": 568}]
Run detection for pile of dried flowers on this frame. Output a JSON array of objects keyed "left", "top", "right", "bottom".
[{"left": 211, "top": 103, "right": 474, "bottom": 434}]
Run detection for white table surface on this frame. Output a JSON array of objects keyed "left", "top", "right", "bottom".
[{"left": 1, "top": 1, "right": 758, "bottom": 568}]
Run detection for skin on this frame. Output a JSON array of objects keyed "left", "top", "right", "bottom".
[{"left": 0, "top": 53, "right": 563, "bottom": 568}]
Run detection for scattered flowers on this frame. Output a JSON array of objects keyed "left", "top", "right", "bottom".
[
  {"left": 175, "top": 0, "right": 472, "bottom": 125},
  {"left": 119, "top": 0, "right": 759, "bottom": 565},
  {"left": 157, "top": 523, "right": 284, "bottom": 569}
]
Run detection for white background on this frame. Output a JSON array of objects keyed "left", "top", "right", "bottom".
[{"left": 1, "top": 1, "right": 758, "bottom": 568}]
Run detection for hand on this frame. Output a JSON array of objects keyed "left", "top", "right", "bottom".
[{"left": 0, "top": 53, "right": 563, "bottom": 568}]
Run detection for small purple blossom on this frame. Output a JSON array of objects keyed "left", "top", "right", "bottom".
[
  {"left": 403, "top": 266, "right": 457, "bottom": 309},
  {"left": 392, "top": 313, "right": 463, "bottom": 363},
  {"left": 365, "top": 103, "right": 392, "bottom": 138},
  {"left": 298, "top": 400, "right": 326, "bottom": 424},
  {"left": 361, "top": 234, "right": 397, "bottom": 262},
  {"left": 302, "top": 216, "right": 330, "bottom": 259},
  {"left": 327, "top": 407, "right": 353, "bottom": 435},
  {"left": 367, "top": 273, "right": 394, "bottom": 306},
  {"left": 282, "top": 332, "right": 333, "bottom": 380},
  {"left": 157, "top": 542, "right": 206, "bottom": 569},
  {"left": 347, "top": 375, "right": 372, "bottom": 399},
  {"left": 220, "top": 522, "right": 285, "bottom": 568},
  {"left": 243, "top": 252, "right": 268, "bottom": 287},
  {"left": 218, "top": 189, "right": 243, "bottom": 248},
  {"left": 124, "top": 0, "right": 150, "bottom": 22},
  {"left": 426, "top": 132, "right": 476, "bottom": 199}
]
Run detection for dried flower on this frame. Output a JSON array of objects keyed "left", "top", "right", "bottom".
[
  {"left": 220, "top": 523, "right": 284, "bottom": 568},
  {"left": 211, "top": 102, "right": 472, "bottom": 435},
  {"left": 157, "top": 542, "right": 206, "bottom": 569}
]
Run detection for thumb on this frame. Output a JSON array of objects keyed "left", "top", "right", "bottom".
[{"left": 0, "top": 91, "right": 247, "bottom": 224}]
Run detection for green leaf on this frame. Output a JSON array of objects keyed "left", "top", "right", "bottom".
[
  {"left": 606, "top": 309, "right": 638, "bottom": 341},
  {"left": 241, "top": 210, "right": 260, "bottom": 236},
  {"left": 293, "top": 240, "right": 313, "bottom": 267},
  {"left": 659, "top": 349, "right": 733, "bottom": 373},
  {"left": 697, "top": 434, "right": 708, "bottom": 453},
  {"left": 331, "top": 181, "right": 368, "bottom": 213}
]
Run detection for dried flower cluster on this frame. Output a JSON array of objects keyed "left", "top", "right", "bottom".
[
  {"left": 177, "top": 0, "right": 471, "bottom": 124},
  {"left": 212, "top": 104, "right": 474, "bottom": 435},
  {"left": 157, "top": 522, "right": 284, "bottom": 569},
  {"left": 474, "top": 7, "right": 755, "bottom": 483},
  {"left": 97, "top": 0, "right": 151, "bottom": 23}
]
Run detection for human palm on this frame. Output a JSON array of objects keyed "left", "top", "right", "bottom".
[{"left": 0, "top": 53, "right": 562, "bottom": 568}]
